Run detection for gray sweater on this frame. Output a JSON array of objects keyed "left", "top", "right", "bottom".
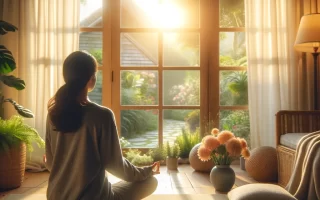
[{"left": 45, "top": 103, "right": 153, "bottom": 200}]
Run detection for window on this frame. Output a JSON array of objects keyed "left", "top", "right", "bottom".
[{"left": 79, "top": 0, "right": 249, "bottom": 148}]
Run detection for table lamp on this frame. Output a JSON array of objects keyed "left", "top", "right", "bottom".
[{"left": 294, "top": 13, "right": 320, "bottom": 110}]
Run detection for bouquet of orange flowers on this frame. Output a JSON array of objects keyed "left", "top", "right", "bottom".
[{"left": 197, "top": 128, "right": 250, "bottom": 165}]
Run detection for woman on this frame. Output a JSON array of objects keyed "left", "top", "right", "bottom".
[{"left": 45, "top": 51, "right": 159, "bottom": 200}]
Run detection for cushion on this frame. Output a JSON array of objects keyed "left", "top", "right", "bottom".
[
  {"left": 228, "top": 184, "right": 297, "bottom": 200},
  {"left": 245, "top": 146, "right": 277, "bottom": 182},
  {"left": 280, "top": 133, "right": 308, "bottom": 149}
]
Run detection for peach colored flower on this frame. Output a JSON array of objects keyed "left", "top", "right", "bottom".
[
  {"left": 202, "top": 135, "right": 220, "bottom": 151},
  {"left": 211, "top": 128, "right": 219, "bottom": 136},
  {"left": 225, "top": 138, "right": 242, "bottom": 157},
  {"left": 239, "top": 138, "right": 247, "bottom": 149},
  {"left": 197, "top": 145, "right": 212, "bottom": 162},
  {"left": 241, "top": 147, "right": 250, "bottom": 159},
  {"left": 217, "top": 130, "right": 235, "bottom": 144}
]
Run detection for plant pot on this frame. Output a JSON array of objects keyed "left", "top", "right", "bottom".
[
  {"left": 166, "top": 157, "right": 178, "bottom": 170},
  {"left": 0, "top": 142, "right": 26, "bottom": 190},
  {"left": 210, "top": 165, "right": 235, "bottom": 193},
  {"left": 240, "top": 156, "right": 246, "bottom": 171}
]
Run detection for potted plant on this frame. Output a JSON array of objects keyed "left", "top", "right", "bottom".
[
  {"left": 198, "top": 128, "right": 250, "bottom": 192},
  {"left": 164, "top": 141, "right": 180, "bottom": 170},
  {"left": 175, "top": 128, "right": 201, "bottom": 164},
  {"left": 0, "top": 116, "right": 45, "bottom": 190},
  {"left": 0, "top": 20, "right": 44, "bottom": 190}
]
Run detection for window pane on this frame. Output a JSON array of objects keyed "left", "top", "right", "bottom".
[
  {"left": 219, "top": 32, "right": 246, "bottom": 67},
  {"left": 220, "top": 71, "right": 248, "bottom": 106},
  {"left": 121, "top": 110, "right": 159, "bottom": 148},
  {"left": 163, "top": 33, "right": 200, "bottom": 67},
  {"left": 121, "top": 70, "right": 158, "bottom": 105},
  {"left": 89, "top": 71, "right": 102, "bottom": 105},
  {"left": 80, "top": 0, "right": 102, "bottom": 27},
  {"left": 121, "top": 33, "right": 158, "bottom": 67},
  {"left": 163, "top": 70, "right": 200, "bottom": 106},
  {"left": 121, "top": 0, "right": 199, "bottom": 28},
  {"left": 79, "top": 32, "right": 103, "bottom": 66},
  {"left": 219, "top": 0, "right": 245, "bottom": 28},
  {"left": 220, "top": 110, "right": 250, "bottom": 146}
]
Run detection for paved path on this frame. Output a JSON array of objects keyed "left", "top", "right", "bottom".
[{"left": 126, "top": 119, "right": 186, "bottom": 148}]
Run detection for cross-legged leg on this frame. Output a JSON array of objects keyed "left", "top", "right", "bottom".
[{"left": 111, "top": 177, "right": 158, "bottom": 200}]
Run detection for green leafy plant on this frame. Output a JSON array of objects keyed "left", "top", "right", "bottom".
[
  {"left": 148, "top": 146, "right": 166, "bottom": 162},
  {"left": 0, "top": 20, "right": 33, "bottom": 118},
  {"left": 175, "top": 128, "right": 201, "bottom": 158},
  {"left": 0, "top": 116, "right": 44, "bottom": 152},
  {"left": 164, "top": 141, "right": 180, "bottom": 158},
  {"left": 124, "top": 149, "right": 154, "bottom": 166}
]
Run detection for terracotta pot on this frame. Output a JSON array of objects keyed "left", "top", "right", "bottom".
[
  {"left": 166, "top": 157, "right": 178, "bottom": 170},
  {"left": 0, "top": 143, "right": 26, "bottom": 190},
  {"left": 210, "top": 165, "right": 235, "bottom": 193}
]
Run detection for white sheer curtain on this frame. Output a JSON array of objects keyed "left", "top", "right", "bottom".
[
  {"left": 245, "top": 0, "right": 301, "bottom": 148},
  {"left": 1, "top": 0, "right": 79, "bottom": 171}
]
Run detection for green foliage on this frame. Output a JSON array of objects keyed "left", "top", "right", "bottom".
[
  {"left": 0, "top": 20, "right": 34, "bottom": 118},
  {"left": 120, "top": 70, "right": 158, "bottom": 137},
  {"left": 121, "top": 110, "right": 158, "bottom": 138},
  {"left": 220, "top": 110, "right": 250, "bottom": 146},
  {"left": 220, "top": 0, "right": 245, "bottom": 28},
  {"left": 220, "top": 71, "right": 248, "bottom": 106},
  {"left": 148, "top": 147, "right": 166, "bottom": 162},
  {"left": 185, "top": 110, "right": 200, "bottom": 132},
  {"left": 0, "top": 116, "right": 45, "bottom": 153},
  {"left": 119, "top": 137, "right": 130, "bottom": 148},
  {"left": 164, "top": 141, "right": 180, "bottom": 158},
  {"left": 88, "top": 49, "right": 102, "bottom": 65},
  {"left": 211, "top": 145, "right": 233, "bottom": 165},
  {"left": 124, "top": 149, "right": 154, "bottom": 166},
  {"left": 175, "top": 128, "right": 201, "bottom": 158}
]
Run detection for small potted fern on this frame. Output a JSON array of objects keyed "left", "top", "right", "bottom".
[
  {"left": 0, "top": 20, "right": 44, "bottom": 190},
  {"left": 164, "top": 141, "right": 180, "bottom": 170}
]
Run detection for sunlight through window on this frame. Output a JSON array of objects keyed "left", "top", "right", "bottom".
[{"left": 134, "top": 0, "right": 185, "bottom": 28}]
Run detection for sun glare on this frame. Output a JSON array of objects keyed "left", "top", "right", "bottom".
[
  {"left": 134, "top": 0, "right": 185, "bottom": 28},
  {"left": 80, "top": 0, "right": 102, "bottom": 21}
]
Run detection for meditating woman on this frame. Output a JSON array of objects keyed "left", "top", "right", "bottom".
[{"left": 45, "top": 51, "right": 159, "bottom": 200}]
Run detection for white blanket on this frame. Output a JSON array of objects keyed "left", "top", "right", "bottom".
[{"left": 286, "top": 131, "right": 320, "bottom": 200}]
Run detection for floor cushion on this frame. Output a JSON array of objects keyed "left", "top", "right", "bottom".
[{"left": 228, "top": 184, "right": 297, "bottom": 200}]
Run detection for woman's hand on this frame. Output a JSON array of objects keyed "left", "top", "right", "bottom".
[{"left": 151, "top": 161, "right": 160, "bottom": 175}]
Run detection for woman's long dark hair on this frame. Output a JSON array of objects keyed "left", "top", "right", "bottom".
[{"left": 48, "top": 51, "right": 97, "bottom": 133}]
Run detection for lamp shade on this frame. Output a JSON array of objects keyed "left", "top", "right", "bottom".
[{"left": 294, "top": 13, "right": 320, "bottom": 53}]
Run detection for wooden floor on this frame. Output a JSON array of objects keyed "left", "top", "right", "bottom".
[{"left": 0, "top": 164, "right": 257, "bottom": 199}]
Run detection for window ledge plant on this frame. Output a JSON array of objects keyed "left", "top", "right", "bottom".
[{"left": 164, "top": 141, "right": 180, "bottom": 170}]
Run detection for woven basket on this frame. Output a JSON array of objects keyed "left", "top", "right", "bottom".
[{"left": 0, "top": 142, "right": 26, "bottom": 190}]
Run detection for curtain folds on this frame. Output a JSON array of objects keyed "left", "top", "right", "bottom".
[
  {"left": 245, "top": 0, "right": 302, "bottom": 148},
  {"left": 1, "top": 0, "right": 79, "bottom": 171}
]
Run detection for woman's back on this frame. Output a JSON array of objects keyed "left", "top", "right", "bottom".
[{"left": 46, "top": 103, "right": 114, "bottom": 199}]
